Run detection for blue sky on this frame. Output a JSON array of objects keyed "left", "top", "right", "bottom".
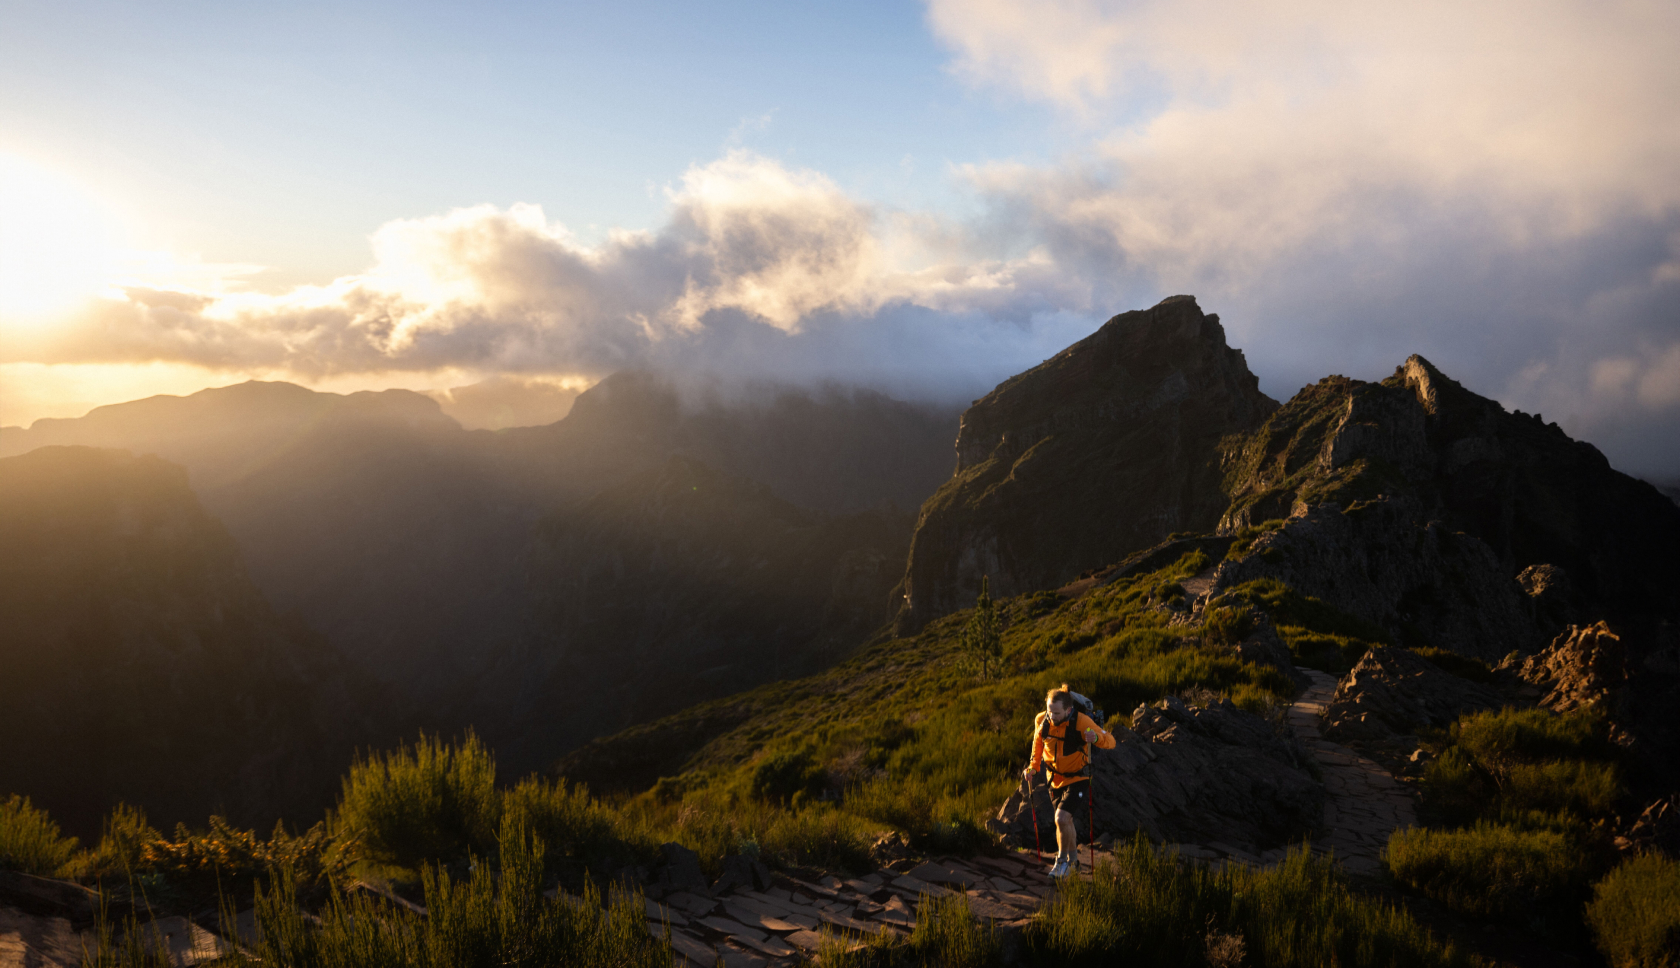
[
  {"left": 2, "top": 0, "right": 1678, "bottom": 478},
  {"left": 1, "top": 0, "right": 1061, "bottom": 286}
]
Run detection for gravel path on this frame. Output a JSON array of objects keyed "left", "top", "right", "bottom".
[{"left": 1289, "top": 668, "right": 1418, "bottom": 877}]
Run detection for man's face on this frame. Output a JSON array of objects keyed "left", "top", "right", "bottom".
[{"left": 1046, "top": 700, "right": 1070, "bottom": 723}]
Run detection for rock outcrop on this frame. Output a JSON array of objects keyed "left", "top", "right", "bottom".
[
  {"left": 1213, "top": 498, "right": 1536, "bottom": 662},
  {"left": 899, "top": 296, "right": 1276, "bottom": 630},
  {"left": 1320, "top": 647, "right": 1503, "bottom": 743},
  {"left": 1509, "top": 621, "right": 1680, "bottom": 796},
  {"left": 1219, "top": 356, "right": 1680, "bottom": 637},
  {"left": 989, "top": 697, "right": 1321, "bottom": 853}
]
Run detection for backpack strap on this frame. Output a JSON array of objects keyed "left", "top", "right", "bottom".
[{"left": 1038, "top": 710, "right": 1087, "bottom": 765}]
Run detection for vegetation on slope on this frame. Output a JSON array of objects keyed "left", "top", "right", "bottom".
[{"left": 1386, "top": 703, "right": 1651, "bottom": 960}]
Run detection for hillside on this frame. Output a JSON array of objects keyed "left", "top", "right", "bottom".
[{"left": 0, "top": 446, "right": 385, "bottom": 837}]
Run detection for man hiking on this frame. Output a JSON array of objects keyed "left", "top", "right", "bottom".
[{"left": 1023, "top": 683, "right": 1115, "bottom": 877}]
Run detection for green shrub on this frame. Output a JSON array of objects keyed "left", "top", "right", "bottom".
[
  {"left": 815, "top": 892, "right": 1001, "bottom": 968},
  {"left": 336, "top": 731, "right": 500, "bottom": 869},
  {"left": 1587, "top": 853, "right": 1680, "bottom": 968},
  {"left": 1502, "top": 759, "right": 1622, "bottom": 817},
  {"left": 89, "top": 803, "right": 162, "bottom": 878},
  {"left": 225, "top": 816, "right": 670, "bottom": 968},
  {"left": 1277, "top": 626, "right": 1373, "bottom": 675},
  {"left": 500, "top": 776, "right": 627, "bottom": 875},
  {"left": 1454, "top": 706, "right": 1608, "bottom": 766},
  {"left": 1419, "top": 747, "right": 1498, "bottom": 827},
  {"left": 1201, "top": 606, "right": 1255, "bottom": 647},
  {"left": 1409, "top": 646, "right": 1495, "bottom": 683},
  {"left": 748, "top": 748, "right": 826, "bottom": 804},
  {"left": 0, "top": 794, "right": 79, "bottom": 876},
  {"left": 1226, "top": 519, "right": 1286, "bottom": 560},
  {"left": 1384, "top": 821, "right": 1588, "bottom": 919},
  {"left": 1031, "top": 836, "right": 1470, "bottom": 967}
]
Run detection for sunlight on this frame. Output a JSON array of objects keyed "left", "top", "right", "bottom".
[{"left": 0, "top": 154, "right": 124, "bottom": 329}]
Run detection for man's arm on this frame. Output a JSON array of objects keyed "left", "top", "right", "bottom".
[{"left": 1080, "top": 712, "right": 1117, "bottom": 749}]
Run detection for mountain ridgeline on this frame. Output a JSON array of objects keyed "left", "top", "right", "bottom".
[{"left": 5, "top": 293, "right": 1679, "bottom": 838}]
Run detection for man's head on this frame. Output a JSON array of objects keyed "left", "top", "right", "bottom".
[{"left": 1044, "top": 683, "right": 1074, "bottom": 723}]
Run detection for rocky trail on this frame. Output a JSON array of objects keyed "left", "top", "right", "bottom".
[{"left": 1289, "top": 669, "right": 1418, "bottom": 877}]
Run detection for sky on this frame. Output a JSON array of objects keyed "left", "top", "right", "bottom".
[{"left": 1, "top": 0, "right": 1677, "bottom": 477}]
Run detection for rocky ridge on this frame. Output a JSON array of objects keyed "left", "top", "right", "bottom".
[{"left": 898, "top": 295, "right": 1276, "bottom": 631}]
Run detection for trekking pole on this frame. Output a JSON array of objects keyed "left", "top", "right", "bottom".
[
  {"left": 1088, "top": 775, "right": 1096, "bottom": 875},
  {"left": 1023, "top": 765, "right": 1043, "bottom": 864}
]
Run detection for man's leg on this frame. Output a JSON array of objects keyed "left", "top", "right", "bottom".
[{"left": 1055, "top": 809, "right": 1076, "bottom": 858}]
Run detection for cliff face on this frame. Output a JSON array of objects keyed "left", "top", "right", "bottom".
[
  {"left": 1214, "top": 355, "right": 1680, "bottom": 656},
  {"left": 0, "top": 447, "right": 382, "bottom": 837},
  {"left": 897, "top": 295, "right": 1276, "bottom": 629}
]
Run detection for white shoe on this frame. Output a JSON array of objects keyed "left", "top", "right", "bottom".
[{"left": 1048, "top": 855, "right": 1070, "bottom": 878}]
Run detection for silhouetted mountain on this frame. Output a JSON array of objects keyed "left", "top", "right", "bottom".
[
  {"left": 0, "top": 447, "right": 385, "bottom": 838},
  {"left": 0, "top": 376, "right": 957, "bottom": 781}
]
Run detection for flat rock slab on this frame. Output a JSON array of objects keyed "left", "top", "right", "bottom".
[{"left": 668, "top": 928, "right": 718, "bottom": 966}]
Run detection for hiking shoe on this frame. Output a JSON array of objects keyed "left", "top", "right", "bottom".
[{"left": 1048, "top": 855, "right": 1071, "bottom": 878}]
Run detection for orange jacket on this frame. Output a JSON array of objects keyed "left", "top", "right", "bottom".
[{"left": 1030, "top": 711, "right": 1116, "bottom": 788}]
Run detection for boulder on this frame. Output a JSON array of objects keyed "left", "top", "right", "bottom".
[
  {"left": 1320, "top": 646, "right": 1502, "bottom": 743},
  {"left": 652, "top": 842, "right": 710, "bottom": 896},
  {"left": 1514, "top": 621, "right": 1628, "bottom": 719},
  {"left": 994, "top": 698, "right": 1321, "bottom": 853},
  {"left": 710, "top": 854, "right": 772, "bottom": 895}
]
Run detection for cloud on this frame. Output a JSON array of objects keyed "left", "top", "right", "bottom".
[
  {"left": 925, "top": 0, "right": 1680, "bottom": 475},
  {"left": 11, "top": 151, "right": 1091, "bottom": 401}
]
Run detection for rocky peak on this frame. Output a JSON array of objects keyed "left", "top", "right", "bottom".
[{"left": 898, "top": 296, "right": 1276, "bottom": 629}]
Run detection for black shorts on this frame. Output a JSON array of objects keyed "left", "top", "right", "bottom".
[{"left": 1049, "top": 780, "right": 1088, "bottom": 814}]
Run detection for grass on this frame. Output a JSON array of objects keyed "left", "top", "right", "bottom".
[
  {"left": 816, "top": 892, "right": 1003, "bottom": 968},
  {"left": 1586, "top": 852, "right": 1680, "bottom": 968},
  {"left": 1384, "top": 821, "right": 1588, "bottom": 920},
  {"left": 0, "top": 793, "right": 79, "bottom": 876},
  {"left": 1028, "top": 835, "right": 1472, "bottom": 967}
]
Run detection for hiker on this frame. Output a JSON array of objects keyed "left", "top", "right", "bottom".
[{"left": 1023, "top": 682, "right": 1115, "bottom": 877}]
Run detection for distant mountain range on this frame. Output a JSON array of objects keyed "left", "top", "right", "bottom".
[{"left": 1, "top": 374, "right": 959, "bottom": 829}]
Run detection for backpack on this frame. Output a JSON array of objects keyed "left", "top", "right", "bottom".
[{"left": 1038, "top": 690, "right": 1106, "bottom": 773}]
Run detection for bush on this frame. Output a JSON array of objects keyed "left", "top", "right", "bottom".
[
  {"left": 1277, "top": 627, "right": 1372, "bottom": 676},
  {"left": 336, "top": 732, "right": 500, "bottom": 869},
  {"left": 1201, "top": 606, "right": 1255, "bottom": 647},
  {"left": 1384, "top": 821, "right": 1588, "bottom": 920},
  {"left": 1409, "top": 646, "right": 1495, "bottom": 683},
  {"left": 1454, "top": 706, "right": 1607, "bottom": 766},
  {"left": 1587, "top": 853, "right": 1680, "bottom": 968},
  {"left": 1419, "top": 747, "right": 1498, "bottom": 827},
  {"left": 1031, "top": 836, "right": 1470, "bottom": 967},
  {"left": 1502, "top": 759, "right": 1622, "bottom": 817},
  {"left": 748, "top": 749, "right": 826, "bottom": 804},
  {"left": 220, "top": 815, "right": 670, "bottom": 968},
  {"left": 0, "top": 794, "right": 79, "bottom": 876},
  {"left": 89, "top": 803, "right": 161, "bottom": 878},
  {"left": 502, "top": 776, "right": 625, "bottom": 875}
]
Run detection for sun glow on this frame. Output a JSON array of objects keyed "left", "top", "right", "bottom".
[{"left": 0, "top": 154, "right": 125, "bottom": 329}]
